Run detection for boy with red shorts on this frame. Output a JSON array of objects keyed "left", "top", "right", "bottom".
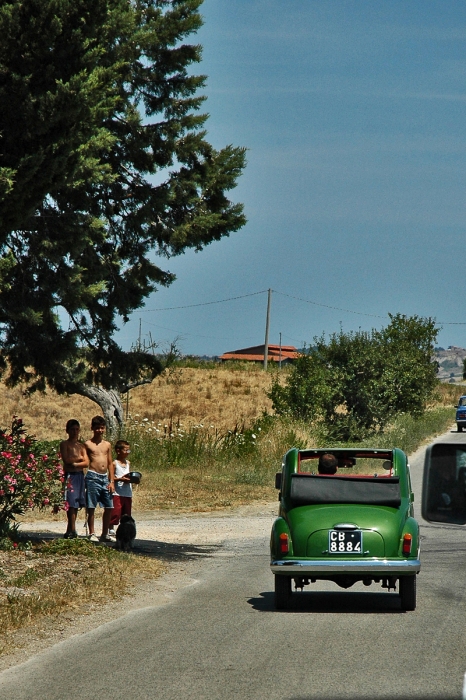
[{"left": 109, "top": 440, "right": 133, "bottom": 536}]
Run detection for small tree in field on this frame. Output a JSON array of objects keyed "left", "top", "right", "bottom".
[
  {"left": 270, "top": 314, "right": 439, "bottom": 441},
  {"left": 0, "top": 417, "right": 64, "bottom": 541}
]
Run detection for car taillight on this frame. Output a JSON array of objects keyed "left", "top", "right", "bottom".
[
  {"left": 279, "top": 533, "right": 289, "bottom": 554},
  {"left": 402, "top": 533, "right": 412, "bottom": 555}
]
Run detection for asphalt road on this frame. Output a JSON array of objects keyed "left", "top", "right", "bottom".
[{"left": 1, "top": 428, "right": 466, "bottom": 700}]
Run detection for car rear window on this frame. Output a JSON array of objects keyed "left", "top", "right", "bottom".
[
  {"left": 289, "top": 473, "right": 401, "bottom": 508},
  {"left": 299, "top": 453, "right": 393, "bottom": 477}
]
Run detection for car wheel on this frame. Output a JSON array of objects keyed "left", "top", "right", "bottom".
[
  {"left": 399, "top": 575, "right": 416, "bottom": 611},
  {"left": 274, "top": 575, "right": 291, "bottom": 610},
  {"left": 458, "top": 425, "right": 463, "bottom": 433}
]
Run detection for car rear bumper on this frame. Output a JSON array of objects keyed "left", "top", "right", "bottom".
[{"left": 270, "top": 558, "right": 421, "bottom": 575}]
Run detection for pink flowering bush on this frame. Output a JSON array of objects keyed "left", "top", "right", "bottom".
[{"left": 0, "top": 417, "right": 64, "bottom": 538}]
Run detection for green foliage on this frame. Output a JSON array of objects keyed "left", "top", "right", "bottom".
[
  {"left": 0, "top": 0, "right": 246, "bottom": 399},
  {"left": 119, "top": 412, "right": 307, "bottom": 488},
  {"left": 270, "top": 314, "right": 439, "bottom": 441},
  {"left": 0, "top": 417, "right": 64, "bottom": 537},
  {"left": 40, "top": 536, "right": 126, "bottom": 560},
  {"left": 321, "top": 407, "right": 456, "bottom": 456},
  {"left": 116, "top": 404, "right": 452, "bottom": 497}
]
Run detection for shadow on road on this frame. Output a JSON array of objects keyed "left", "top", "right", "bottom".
[
  {"left": 131, "top": 538, "right": 221, "bottom": 562},
  {"left": 20, "top": 530, "right": 221, "bottom": 564},
  {"left": 248, "top": 589, "right": 406, "bottom": 614}
]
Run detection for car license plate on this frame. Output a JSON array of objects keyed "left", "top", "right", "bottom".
[{"left": 329, "top": 529, "right": 362, "bottom": 553}]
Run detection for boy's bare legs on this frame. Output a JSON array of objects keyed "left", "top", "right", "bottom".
[
  {"left": 66, "top": 507, "right": 78, "bottom": 535},
  {"left": 87, "top": 508, "right": 96, "bottom": 535},
  {"left": 86, "top": 507, "right": 112, "bottom": 538},
  {"left": 102, "top": 508, "right": 112, "bottom": 538}
]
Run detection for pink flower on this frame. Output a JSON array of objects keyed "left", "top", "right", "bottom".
[
  {"left": 42, "top": 497, "right": 50, "bottom": 505},
  {"left": 8, "top": 487, "right": 14, "bottom": 493},
  {"left": 0, "top": 489, "right": 4, "bottom": 496}
]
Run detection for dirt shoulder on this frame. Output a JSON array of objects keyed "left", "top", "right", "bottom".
[{"left": 0, "top": 502, "right": 277, "bottom": 672}]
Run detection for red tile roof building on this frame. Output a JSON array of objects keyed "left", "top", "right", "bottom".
[{"left": 219, "top": 344, "right": 298, "bottom": 364}]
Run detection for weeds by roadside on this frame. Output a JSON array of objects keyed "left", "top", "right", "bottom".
[
  {"left": 118, "top": 401, "right": 458, "bottom": 512},
  {"left": 0, "top": 538, "right": 164, "bottom": 654}
]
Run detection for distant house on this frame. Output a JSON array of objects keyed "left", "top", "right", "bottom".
[{"left": 219, "top": 344, "right": 299, "bottom": 364}]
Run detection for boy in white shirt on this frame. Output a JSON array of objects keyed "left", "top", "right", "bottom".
[{"left": 109, "top": 440, "right": 133, "bottom": 535}]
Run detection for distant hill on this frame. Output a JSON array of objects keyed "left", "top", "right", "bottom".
[{"left": 435, "top": 346, "right": 466, "bottom": 382}]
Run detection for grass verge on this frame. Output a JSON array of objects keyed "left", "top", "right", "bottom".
[
  {"left": 0, "top": 538, "right": 164, "bottom": 655},
  {"left": 127, "top": 403, "right": 458, "bottom": 512}
]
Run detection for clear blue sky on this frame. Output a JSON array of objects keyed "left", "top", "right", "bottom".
[{"left": 117, "top": 0, "right": 466, "bottom": 356}]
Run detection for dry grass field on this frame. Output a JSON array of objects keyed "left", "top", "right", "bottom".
[
  {"left": 0, "top": 363, "right": 460, "bottom": 443},
  {"left": 0, "top": 365, "right": 277, "bottom": 441}
]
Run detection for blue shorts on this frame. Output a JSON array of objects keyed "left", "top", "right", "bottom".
[
  {"left": 85, "top": 471, "right": 114, "bottom": 509},
  {"left": 64, "top": 472, "right": 86, "bottom": 509}
]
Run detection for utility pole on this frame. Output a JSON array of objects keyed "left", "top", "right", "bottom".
[
  {"left": 263, "top": 288, "right": 272, "bottom": 370},
  {"left": 279, "top": 331, "right": 282, "bottom": 370}
]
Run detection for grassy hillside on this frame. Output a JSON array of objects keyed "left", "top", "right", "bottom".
[
  {"left": 0, "top": 364, "right": 461, "bottom": 443},
  {"left": 0, "top": 364, "right": 276, "bottom": 441}
]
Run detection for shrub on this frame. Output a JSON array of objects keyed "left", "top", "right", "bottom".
[
  {"left": 270, "top": 313, "right": 439, "bottom": 441},
  {"left": 0, "top": 417, "right": 64, "bottom": 538}
]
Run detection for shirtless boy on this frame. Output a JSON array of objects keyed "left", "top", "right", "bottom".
[
  {"left": 84, "top": 416, "right": 115, "bottom": 542},
  {"left": 60, "top": 419, "right": 89, "bottom": 539}
]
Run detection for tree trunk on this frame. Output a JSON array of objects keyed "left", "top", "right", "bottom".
[{"left": 72, "top": 385, "right": 124, "bottom": 436}]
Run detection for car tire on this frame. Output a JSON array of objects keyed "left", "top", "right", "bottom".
[
  {"left": 274, "top": 575, "right": 291, "bottom": 610},
  {"left": 399, "top": 575, "right": 416, "bottom": 611},
  {"left": 458, "top": 425, "right": 463, "bottom": 433}
]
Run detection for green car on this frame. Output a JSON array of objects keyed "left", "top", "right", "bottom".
[{"left": 270, "top": 447, "right": 420, "bottom": 611}]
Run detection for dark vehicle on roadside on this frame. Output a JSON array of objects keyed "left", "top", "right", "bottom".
[
  {"left": 455, "top": 396, "right": 466, "bottom": 432},
  {"left": 270, "top": 448, "right": 420, "bottom": 611},
  {"left": 422, "top": 442, "right": 466, "bottom": 525}
]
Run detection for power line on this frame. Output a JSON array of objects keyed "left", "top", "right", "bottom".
[
  {"left": 139, "top": 289, "right": 268, "bottom": 312},
  {"left": 140, "top": 319, "right": 259, "bottom": 342},
  {"left": 272, "top": 290, "right": 387, "bottom": 319},
  {"left": 136, "top": 286, "right": 466, "bottom": 326}
]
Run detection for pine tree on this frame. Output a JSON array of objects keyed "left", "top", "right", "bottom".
[{"left": 0, "top": 0, "right": 246, "bottom": 429}]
